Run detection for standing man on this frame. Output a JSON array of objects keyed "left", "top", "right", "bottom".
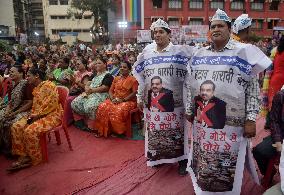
[
  {"left": 231, "top": 14, "right": 252, "bottom": 43},
  {"left": 184, "top": 9, "right": 272, "bottom": 194},
  {"left": 133, "top": 19, "right": 195, "bottom": 175}
]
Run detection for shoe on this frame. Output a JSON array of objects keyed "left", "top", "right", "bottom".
[
  {"left": 178, "top": 164, "right": 188, "bottom": 176},
  {"left": 152, "top": 164, "right": 164, "bottom": 168}
]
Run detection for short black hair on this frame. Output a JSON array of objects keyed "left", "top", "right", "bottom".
[
  {"left": 161, "top": 27, "right": 171, "bottom": 34},
  {"left": 200, "top": 80, "right": 216, "bottom": 91},
  {"left": 121, "top": 61, "right": 132, "bottom": 70},
  {"left": 151, "top": 76, "right": 162, "bottom": 84},
  {"left": 28, "top": 66, "right": 46, "bottom": 80}
]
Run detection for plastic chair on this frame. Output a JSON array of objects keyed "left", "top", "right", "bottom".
[
  {"left": 126, "top": 107, "right": 143, "bottom": 138},
  {"left": 40, "top": 86, "right": 73, "bottom": 163},
  {"left": 262, "top": 153, "right": 281, "bottom": 190}
]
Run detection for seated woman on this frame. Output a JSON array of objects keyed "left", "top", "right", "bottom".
[
  {"left": 8, "top": 67, "right": 62, "bottom": 171},
  {"left": 65, "top": 59, "right": 92, "bottom": 126},
  {"left": 108, "top": 54, "right": 121, "bottom": 76},
  {"left": 71, "top": 56, "right": 113, "bottom": 128},
  {"left": 69, "top": 59, "right": 92, "bottom": 96},
  {"left": 52, "top": 57, "right": 73, "bottom": 87},
  {"left": 94, "top": 61, "right": 138, "bottom": 137},
  {"left": 0, "top": 66, "right": 33, "bottom": 157}
]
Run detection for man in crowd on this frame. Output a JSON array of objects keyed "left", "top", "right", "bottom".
[
  {"left": 231, "top": 14, "right": 252, "bottom": 43},
  {"left": 133, "top": 19, "right": 195, "bottom": 175},
  {"left": 184, "top": 9, "right": 272, "bottom": 194}
]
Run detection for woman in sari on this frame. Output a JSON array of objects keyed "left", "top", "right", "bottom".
[
  {"left": 108, "top": 54, "right": 121, "bottom": 76},
  {"left": 52, "top": 57, "right": 73, "bottom": 87},
  {"left": 0, "top": 66, "right": 33, "bottom": 157},
  {"left": 94, "top": 61, "right": 138, "bottom": 137},
  {"left": 71, "top": 56, "right": 113, "bottom": 121},
  {"left": 69, "top": 58, "right": 92, "bottom": 96},
  {"left": 8, "top": 67, "right": 62, "bottom": 170},
  {"left": 65, "top": 59, "right": 92, "bottom": 126}
]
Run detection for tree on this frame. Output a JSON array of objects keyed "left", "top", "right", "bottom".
[{"left": 68, "top": 0, "right": 116, "bottom": 43}]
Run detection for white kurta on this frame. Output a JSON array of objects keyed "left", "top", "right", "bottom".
[
  {"left": 185, "top": 40, "right": 272, "bottom": 195},
  {"left": 133, "top": 43, "right": 196, "bottom": 166}
]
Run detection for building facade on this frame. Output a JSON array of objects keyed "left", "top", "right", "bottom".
[
  {"left": 0, "top": 0, "right": 32, "bottom": 38},
  {"left": 30, "top": 0, "right": 45, "bottom": 41},
  {"left": 113, "top": 0, "right": 284, "bottom": 40},
  {"left": 42, "top": 0, "right": 93, "bottom": 43},
  {"left": 145, "top": 0, "right": 284, "bottom": 37}
]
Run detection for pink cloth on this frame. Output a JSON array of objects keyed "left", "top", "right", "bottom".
[{"left": 0, "top": 117, "right": 270, "bottom": 194}]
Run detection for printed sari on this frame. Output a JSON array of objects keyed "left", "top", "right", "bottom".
[{"left": 11, "top": 81, "right": 62, "bottom": 165}]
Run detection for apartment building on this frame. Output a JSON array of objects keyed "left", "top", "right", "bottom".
[{"left": 42, "top": 0, "right": 93, "bottom": 43}]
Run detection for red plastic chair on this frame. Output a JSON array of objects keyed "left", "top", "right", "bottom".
[
  {"left": 40, "top": 86, "right": 73, "bottom": 163},
  {"left": 126, "top": 107, "right": 143, "bottom": 138},
  {"left": 262, "top": 153, "right": 281, "bottom": 190}
]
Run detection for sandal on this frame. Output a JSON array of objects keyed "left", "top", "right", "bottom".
[
  {"left": 11, "top": 156, "right": 31, "bottom": 167},
  {"left": 7, "top": 161, "right": 32, "bottom": 172},
  {"left": 92, "top": 130, "right": 102, "bottom": 138}
]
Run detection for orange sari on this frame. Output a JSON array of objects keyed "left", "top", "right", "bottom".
[
  {"left": 94, "top": 75, "right": 138, "bottom": 137},
  {"left": 11, "top": 81, "right": 62, "bottom": 165}
]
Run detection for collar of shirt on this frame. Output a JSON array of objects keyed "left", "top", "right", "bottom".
[
  {"left": 206, "top": 39, "right": 236, "bottom": 52},
  {"left": 152, "top": 42, "right": 173, "bottom": 53}
]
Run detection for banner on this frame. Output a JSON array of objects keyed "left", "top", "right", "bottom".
[{"left": 137, "top": 30, "right": 152, "bottom": 43}]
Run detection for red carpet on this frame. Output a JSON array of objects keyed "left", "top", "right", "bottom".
[{"left": 0, "top": 117, "right": 268, "bottom": 195}]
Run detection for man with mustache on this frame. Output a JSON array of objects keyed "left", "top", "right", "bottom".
[
  {"left": 194, "top": 80, "right": 226, "bottom": 129},
  {"left": 184, "top": 9, "right": 272, "bottom": 194},
  {"left": 147, "top": 76, "right": 174, "bottom": 112},
  {"left": 133, "top": 19, "right": 195, "bottom": 176}
]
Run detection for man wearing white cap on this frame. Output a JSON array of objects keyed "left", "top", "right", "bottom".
[
  {"left": 232, "top": 14, "right": 252, "bottom": 43},
  {"left": 184, "top": 9, "right": 272, "bottom": 194},
  {"left": 132, "top": 19, "right": 195, "bottom": 175}
]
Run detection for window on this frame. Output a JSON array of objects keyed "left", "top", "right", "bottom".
[
  {"left": 189, "top": 0, "right": 203, "bottom": 9},
  {"left": 189, "top": 18, "right": 203, "bottom": 25},
  {"left": 230, "top": 0, "right": 244, "bottom": 10},
  {"left": 250, "top": 1, "right": 264, "bottom": 10},
  {"left": 152, "top": 0, "right": 162, "bottom": 8},
  {"left": 168, "top": 0, "right": 182, "bottom": 9},
  {"left": 58, "top": 16, "right": 66, "bottom": 19},
  {"left": 210, "top": 0, "right": 224, "bottom": 10},
  {"left": 84, "top": 15, "right": 92, "bottom": 19},
  {"left": 82, "top": 29, "right": 90, "bottom": 32},
  {"left": 267, "top": 19, "right": 279, "bottom": 29},
  {"left": 51, "top": 15, "right": 57, "bottom": 19},
  {"left": 269, "top": 1, "right": 279, "bottom": 11},
  {"left": 49, "top": 0, "right": 58, "bottom": 5},
  {"left": 151, "top": 17, "right": 164, "bottom": 22},
  {"left": 251, "top": 19, "right": 263, "bottom": 29},
  {"left": 75, "top": 15, "right": 82, "bottom": 19},
  {"left": 59, "top": 0, "right": 68, "bottom": 5},
  {"left": 168, "top": 18, "right": 180, "bottom": 26},
  {"left": 73, "top": 29, "right": 81, "bottom": 32},
  {"left": 52, "top": 29, "right": 56, "bottom": 34}
]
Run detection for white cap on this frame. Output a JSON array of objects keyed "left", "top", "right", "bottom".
[
  {"left": 150, "top": 18, "right": 171, "bottom": 31},
  {"left": 210, "top": 9, "right": 231, "bottom": 22},
  {"left": 232, "top": 14, "right": 252, "bottom": 34},
  {"left": 281, "top": 85, "right": 284, "bottom": 90}
]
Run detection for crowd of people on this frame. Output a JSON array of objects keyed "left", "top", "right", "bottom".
[{"left": 0, "top": 8, "right": 283, "bottom": 195}]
